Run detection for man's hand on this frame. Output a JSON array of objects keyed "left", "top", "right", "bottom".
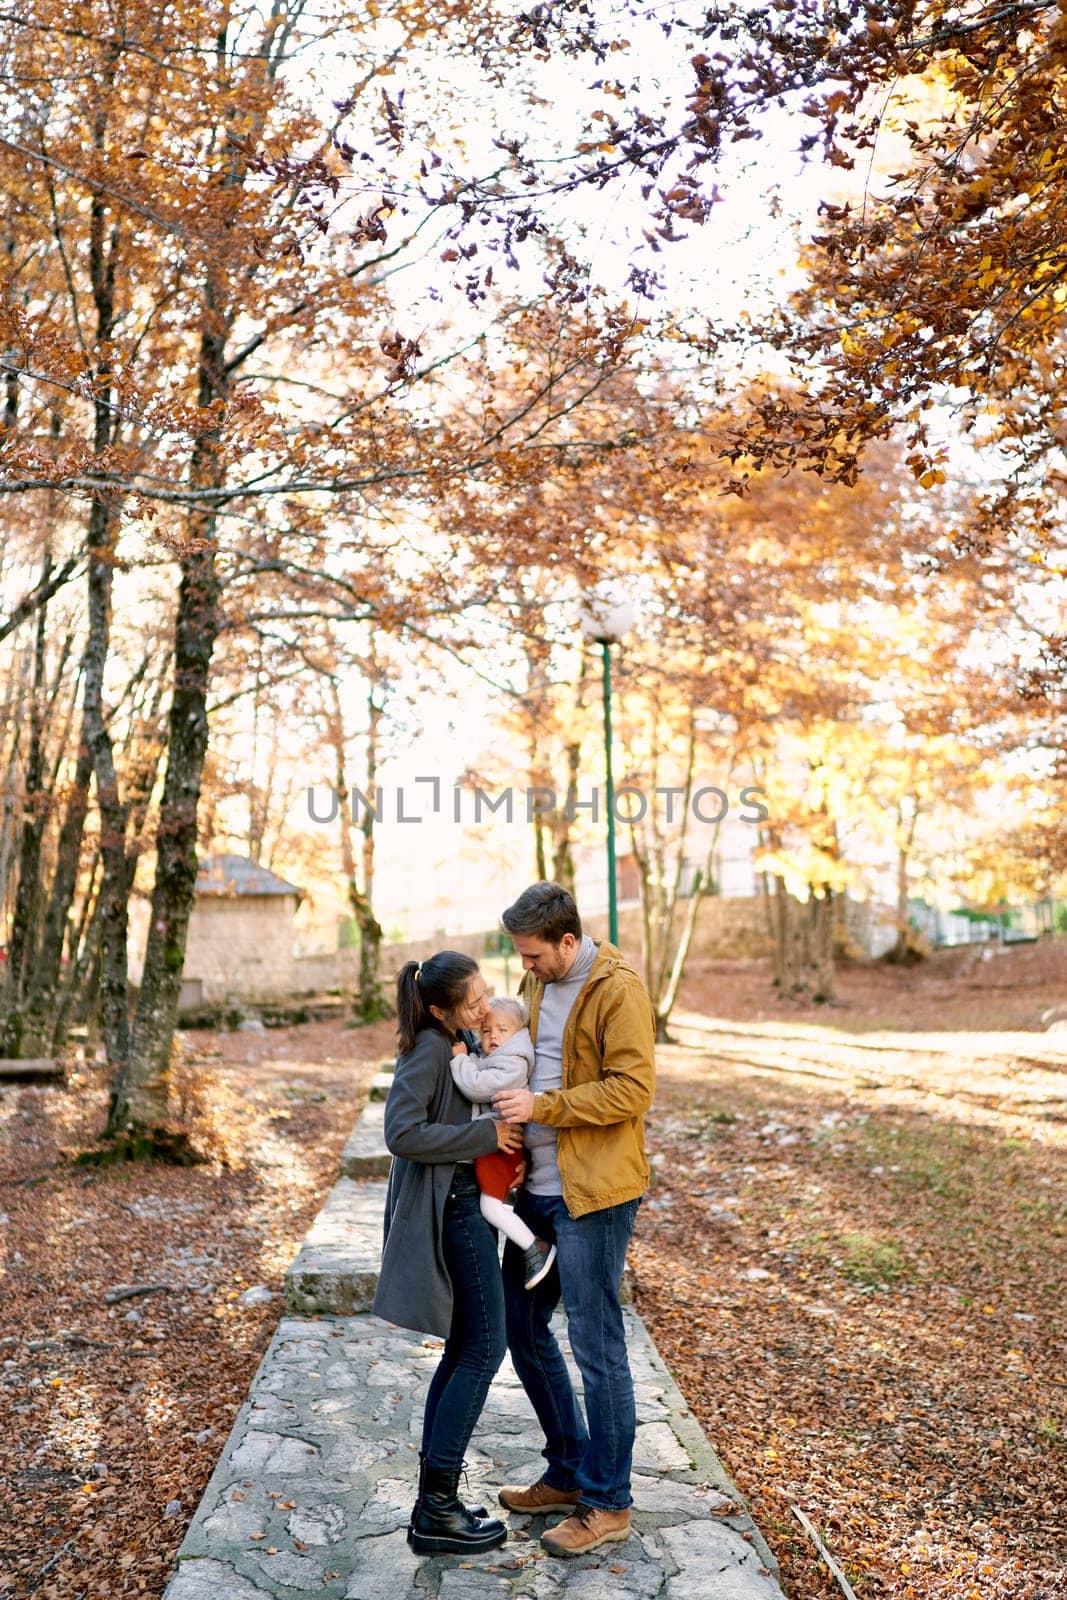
[
  {"left": 493, "top": 1087, "right": 535, "bottom": 1122},
  {"left": 495, "top": 1119, "right": 524, "bottom": 1153}
]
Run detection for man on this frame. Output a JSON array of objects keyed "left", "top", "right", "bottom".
[{"left": 491, "top": 880, "right": 655, "bottom": 1558}]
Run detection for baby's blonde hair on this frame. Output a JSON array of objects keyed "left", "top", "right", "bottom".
[{"left": 486, "top": 996, "right": 528, "bottom": 1029}]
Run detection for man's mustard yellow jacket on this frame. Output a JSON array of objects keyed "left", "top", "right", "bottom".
[{"left": 519, "top": 940, "right": 655, "bottom": 1218}]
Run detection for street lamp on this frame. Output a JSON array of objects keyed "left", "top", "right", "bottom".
[{"left": 577, "top": 580, "right": 635, "bottom": 947}]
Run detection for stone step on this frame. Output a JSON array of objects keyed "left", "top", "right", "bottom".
[
  {"left": 284, "top": 1179, "right": 386, "bottom": 1316},
  {"left": 367, "top": 1072, "right": 394, "bottom": 1102},
  {"left": 340, "top": 1100, "right": 390, "bottom": 1179},
  {"left": 0, "top": 1057, "right": 64, "bottom": 1081},
  {"left": 165, "top": 1309, "right": 786, "bottom": 1600}
]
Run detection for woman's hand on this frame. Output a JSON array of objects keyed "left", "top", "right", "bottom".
[{"left": 495, "top": 1119, "right": 524, "bottom": 1153}]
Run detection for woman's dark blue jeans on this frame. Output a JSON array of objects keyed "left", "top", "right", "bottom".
[{"left": 421, "top": 1166, "right": 507, "bottom": 1470}]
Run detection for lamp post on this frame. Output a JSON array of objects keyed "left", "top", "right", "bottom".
[{"left": 577, "top": 581, "right": 634, "bottom": 947}]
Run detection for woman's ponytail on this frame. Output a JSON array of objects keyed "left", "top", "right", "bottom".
[
  {"left": 396, "top": 961, "right": 425, "bottom": 1055},
  {"left": 395, "top": 951, "right": 480, "bottom": 1056}
]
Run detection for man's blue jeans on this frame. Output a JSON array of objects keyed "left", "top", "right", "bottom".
[
  {"left": 422, "top": 1168, "right": 507, "bottom": 1470},
  {"left": 502, "top": 1190, "right": 640, "bottom": 1511}
]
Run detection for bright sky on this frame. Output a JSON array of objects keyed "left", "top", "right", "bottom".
[{"left": 289, "top": 3, "right": 840, "bottom": 345}]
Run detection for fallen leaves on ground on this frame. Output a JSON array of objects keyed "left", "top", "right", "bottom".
[
  {"left": 635, "top": 943, "right": 1067, "bottom": 1600},
  {"left": 3, "top": 946, "right": 1065, "bottom": 1600},
  {"left": 0, "top": 1017, "right": 392, "bottom": 1599}
]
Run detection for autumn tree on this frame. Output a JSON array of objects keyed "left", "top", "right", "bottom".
[
  {"left": 683, "top": 437, "right": 1003, "bottom": 998},
  {"left": 2, "top": 0, "right": 673, "bottom": 1144},
  {"left": 7, "top": 0, "right": 1060, "bottom": 1148},
  {"left": 686, "top": 4, "right": 1067, "bottom": 562}
]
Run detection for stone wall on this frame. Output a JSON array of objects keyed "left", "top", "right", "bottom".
[
  {"left": 203, "top": 891, "right": 894, "bottom": 1008},
  {"left": 289, "top": 910, "right": 770, "bottom": 997},
  {"left": 844, "top": 896, "right": 899, "bottom": 959},
  {"left": 584, "top": 895, "right": 777, "bottom": 966},
  {"left": 378, "top": 929, "right": 489, "bottom": 973},
  {"left": 585, "top": 893, "right": 896, "bottom": 968},
  {"left": 286, "top": 933, "right": 491, "bottom": 1002},
  {"left": 294, "top": 897, "right": 793, "bottom": 999},
  {"left": 183, "top": 895, "right": 299, "bottom": 1004},
  {"left": 291, "top": 950, "right": 359, "bottom": 993},
  {"left": 291, "top": 931, "right": 490, "bottom": 995}
]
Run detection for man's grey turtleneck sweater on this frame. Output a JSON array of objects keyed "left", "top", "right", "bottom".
[{"left": 524, "top": 934, "right": 598, "bottom": 1196}]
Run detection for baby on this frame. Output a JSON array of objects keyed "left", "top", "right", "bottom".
[{"left": 451, "top": 997, "right": 557, "bottom": 1290}]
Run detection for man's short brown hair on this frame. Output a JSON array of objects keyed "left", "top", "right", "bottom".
[{"left": 501, "top": 881, "right": 582, "bottom": 944}]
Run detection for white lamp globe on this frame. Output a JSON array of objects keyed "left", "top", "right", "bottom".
[{"left": 576, "top": 579, "right": 635, "bottom": 645}]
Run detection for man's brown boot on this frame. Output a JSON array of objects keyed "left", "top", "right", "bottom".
[
  {"left": 540, "top": 1504, "right": 632, "bottom": 1558},
  {"left": 497, "top": 1477, "right": 582, "bottom": 1514}
]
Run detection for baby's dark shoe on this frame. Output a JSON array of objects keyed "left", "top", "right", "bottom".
[{"left": 522, "top": 1238, "right": 557, "bottom": 1290}]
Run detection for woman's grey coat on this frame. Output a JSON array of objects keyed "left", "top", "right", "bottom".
[{"left": 372, "top": 1026, "right": 500, "bottom": 1338}]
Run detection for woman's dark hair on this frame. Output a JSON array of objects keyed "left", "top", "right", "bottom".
[
  {"left": 396, "top": 950, "right": 480, "bottom": 1055},
  {"left": 501, "top": 881, "right": 582, "bottom": 945}
]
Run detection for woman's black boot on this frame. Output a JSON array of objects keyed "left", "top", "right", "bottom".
[
  {"left": 408, "top": 1453, "right": 486, "bottom": 1536},
  {"left": 407, "top": 1453, "right": 429, "bottom": 1541},
  {"left": 408, "top": 1464, "right": 507, "bottom": 1555}
]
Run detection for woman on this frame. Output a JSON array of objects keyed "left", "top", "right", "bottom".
[{"left": 373, "top": 950, "right": 524, "bottom": 1556}]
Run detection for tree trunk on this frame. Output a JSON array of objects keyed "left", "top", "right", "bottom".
[
  {"left": 329, "top": 671, "right": 388, "bottom": 1024},
  {"left": 353, "top": 886, "right": 385, "bottom": 1020},
  {"left": 84, "top": 497, "right": 132, "bottom": 1083},
  {"left": 547, "top": 642, "right": 590, "bottom": 895},
  {"left": 70, "top": 941, "right": 103, "bottom": 1033},
  {"left": 0, "top": 658, "right": 29, "bottom": 943},
  {"left": 551, "top": 826, "right": 576, "bottom": 895},
  {"left": 54, "top": 862, "right": 102, "bottom": 1049},
  {"left": 550, "top": 733, "right": 582, "bottom": 895},
  {"left": 526, "top": 714, "right": 549, "bottom": 881},
  {"left": 770, "top": 880, "right": 809, "bottom": 995},
  {"left": 82, "top": 120, "right": 133, "bottom": 1091},
  {"left": 104, "top": 2, "right": 308, "bottom": 1136},
  {"left": 760, "top": 863, "right": 776, "bottom": 947},
  {"left": 813, "top": 887, "right": 835, "bottom": 1001},
  {"left": 356, "top": 674, "right": 386, "bottom": 1020},
  {"left": 629, "top": 821, "right": 656, "bottom": 995},
  {"left": 247, "top": 644, "right": 266, "bottom": 864},
  {"left": 772, "top": 873, "right": 788, "bottom": 988},
  {"left": 1, "top": 580, "right": 50, "bottom": 1053},
  {"left": 533, "top": 817, "right": 548, "bottom": 881},
  {"left": 811, "top": 802, "right": 841, "bottom": 996},
  {"left": 111, "top": 312, "right": 225, "bottom": 1135},
  {"left": 800, "top": 892, "right": 814, "bottom": 975},
  {"left": 892, "top": 846, "right": 910, "bottom": 962},
  {"left": 647, "top": 717, "right": 710, "bottom": 1036},
  {"left": 114, "top": 535, "right": 219, "bottom": 1130},
  {"left": 21, "top": 731, "right": 93, "bottom": 1056},
  {"left": 655, "top": 868, "right": 706, "bottom": 1044},
  {"left": 891, "top": 800, "right": 919, "bottom": 962},
  {"left": 655, "top": 817, "right": 726, "bottom": 1040}
]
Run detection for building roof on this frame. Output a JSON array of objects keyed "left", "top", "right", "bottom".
[{"left": 195, "top": 853, "right": 303, "bottom": 899}]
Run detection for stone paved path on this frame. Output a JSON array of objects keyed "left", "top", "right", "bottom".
[
  {"left": 167, "top": 1072, "right": 786, "bottom": 1600},
  {"left": 165, "top": 1309, "right": 785, "bottom": 1600}
]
